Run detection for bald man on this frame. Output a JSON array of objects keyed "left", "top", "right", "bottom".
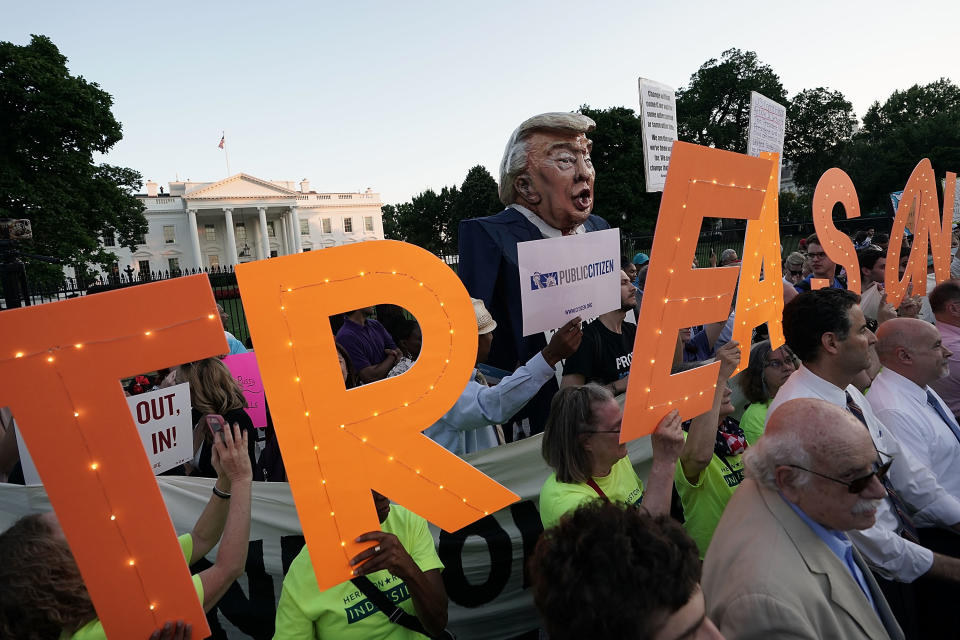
[
  {"left": 870, "top": 317, "right": 960, "bottom": 639},
  {"left": 703, "top": 398, "right": 903, "bottom": 640}
]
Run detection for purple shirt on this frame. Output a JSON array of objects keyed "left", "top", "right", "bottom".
[{"left": 335, "top": 316, "right": 397, "bottom": 372}]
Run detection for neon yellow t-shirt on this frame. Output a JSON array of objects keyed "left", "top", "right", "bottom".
[
  {"left": 739, "top": 401, "right": 770, "bottom": 446},
  {"left": 66, "top": 534, "right": 204, "bottom": 640},
  {"left": 273, "top": 504, "right": 444, "bottom": 640},
  {"left": 539, "top": 455, "right": 644, "bottom": 529},
  {"left": 676, "top": 452, "right": 744, "bottom": 558}
]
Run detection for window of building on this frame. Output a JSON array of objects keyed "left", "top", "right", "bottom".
[
  {"left": 270, "top": 249, "right": 278, "bottom": 258},
  {"left": 364, "top": 216, "right": 374, "bottom": 232},
  {"left": 205, "top": 224, "right": 216, "bottom": 241},
  {"left": 209, "top": 255, "right": 220, "bottom": 268},
  {"left": 138, "top": 259, "right": 151, "bottom": 275},
  {"left": 300, "top": 219, "right": 310, "bottom": 235},
  {"left": 163, "top": 225, "right": 176, "bottom": 244},
  {"left": 343, "top": 217, "right": 353, "bottom": 233},
  {"left": 168, "top": 257, "right": 180, "bottom": 272},
  {"left": 235, "top": 222, "right": 246, "bottom": 242},
  {"left": 137, "top": 233, "right": 147, "bottom": 245},
  {"left": 104, "top": 231, "right": 116, "bottom": 247},
  {"left": 322, "top": 218, "right": 332, "bottom": 234},
  {"left": 303, "top": 247, "right": 311, "bottom": 252},
  {"left": 338, "top": 194, "right": 352, "bottom": 200},
  {"left": 268, "top": 221, "right": 276, "bottom": 237}
]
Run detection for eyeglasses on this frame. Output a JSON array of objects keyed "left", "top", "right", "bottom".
[
  {"left": 788, "top": 269, "right": 803, "bottom": 276},
  {"left": 765, "top": 358, "right": 795, "bottom": 370},
  {"left": 786, "top": 452, "right": 893, "bottom": 494},
  {"left": 807, "top": 251, "right": 827, "bottom": 260}
]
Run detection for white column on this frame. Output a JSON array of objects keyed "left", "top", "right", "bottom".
[
  {"left": 258, "top": 207, "right": 270, "bottom": 259},
  {"left": 291, "top": 207, "right": 303, "bottom": 253},
  {"left": 223, "top": 207, "right": 238, "bottom": 266},
  {"left": 280, "top": 215, "right": 291, "bottom": 255},
  {"left": 187, "top": 209, "right": 203, "bottom": 270}
]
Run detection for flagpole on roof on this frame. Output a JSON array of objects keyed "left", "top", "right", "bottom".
[{"left": 219, "top": 131, "right": 231, "bottom": 177}]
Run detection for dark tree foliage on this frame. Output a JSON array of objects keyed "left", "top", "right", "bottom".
[
  {"left": 0, "top": 35, "right": 147, "bottom": 278},
  {"left": 784, "top": 88, "right": 857, "bottom": 193},
  {"left": 676, "top": 48, "right": 787, "bottom": 153},
  {"left": 841, "top": 78, "right": 960, "bottom": 214},
  {"left": 448, "top": 165, "right": 502, "bottom": 252}
]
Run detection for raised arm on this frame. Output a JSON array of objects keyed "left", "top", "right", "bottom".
[
  {"left": 640, "top": 410, "right": 684, "bottom": 515},
  {"left": 193, "top": 423, "right": 252, "bottom": 612},
  {"left": 679, "top": 341, "right": 740, "bottom": 484}
]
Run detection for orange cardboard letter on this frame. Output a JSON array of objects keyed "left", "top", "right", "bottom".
[
  {"left": 0, "top": 276, "right": 224, "bottom": 639},
  {"left": 622, "top": 142, "right": 772, "bottom": 441},
  {"left": 885, "top": 159, "right": 950, "bottom": 306},
  {"left": 730, "top": 151, "right": 786, "bottom": 371},
  {"left": 811, "top": 168, "right": 861, "bottom": 294},
  {"left": 235, "top": 241, "right": 519, "bottom": 591}
]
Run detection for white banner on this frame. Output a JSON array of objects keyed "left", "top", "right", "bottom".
[
  {"left": 0, "top": 431, "right": 654, "bottom": 640},
  {"left": 517, "top": 228, "right": 621, "bottom": 336},
  {"left": 127, "top": 383, "right": 193, "bottom": 474},
  {"left": 746, "top": 91, "right": 787, "bottom": 185},
  {"left": 638, "top": 77, "right": 678, "bottom": 192}
]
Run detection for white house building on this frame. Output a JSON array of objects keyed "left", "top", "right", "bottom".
[{"left": 101, "top": 173, "right": 384, "bottom": 275}]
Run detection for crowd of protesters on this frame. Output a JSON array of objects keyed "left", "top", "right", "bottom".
[{"left": 3, "top": 111, "right": 960, "bottom": 639}]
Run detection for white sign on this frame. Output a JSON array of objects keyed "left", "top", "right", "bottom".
[
  {"left": 746, "top": 91, "right": 787, "bottom": 184},
  {"left": 126, "top": 383, "right": 193, "bottom": 474},
  {"left": 517, "top": 228, "right": 621, "bottom": 336},
  {"left": 638, "top": 77, "right": 678, "bottom": 192}
]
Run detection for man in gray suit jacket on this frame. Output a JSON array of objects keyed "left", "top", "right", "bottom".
[{"left": 702, "top": 398, "right": 904, "bottom": 640}]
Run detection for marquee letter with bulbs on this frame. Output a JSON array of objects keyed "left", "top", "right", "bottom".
[
  {"left": 621, "top": 142, "right": 772, "bottom": 441},
  {"left": 812, "top": 168, "right": 862, "bottom": 294},
  {"left": 0, "top": 275, "right": 225, "bottom": 639},
  {"left": 235, "top": 240, "right": 519, "bottom": 591}
]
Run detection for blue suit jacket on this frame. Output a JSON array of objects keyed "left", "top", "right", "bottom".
[{"left": 458, "top": 207, "right": 610, "bottom": 373}]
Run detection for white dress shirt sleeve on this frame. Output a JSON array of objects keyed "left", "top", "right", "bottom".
[{"left": 448, "top": 352, "right": 556, "bottom": 430}]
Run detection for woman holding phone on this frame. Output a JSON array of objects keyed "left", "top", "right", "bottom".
[{"left": 175, "top": 358, "right": 257, "bottom": 477}]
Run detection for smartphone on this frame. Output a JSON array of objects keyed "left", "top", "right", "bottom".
[{"left": 203, "top": 414, "right": 227, "bottom": 438}]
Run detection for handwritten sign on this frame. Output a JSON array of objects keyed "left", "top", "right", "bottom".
[
  {"left": 747, "top": 91, "right": 787, "bottom": 185},
  {"left": 517, "top": 228, "right": 621, "bottom": 336},
  {"left": 222, "top": 352, "right": 267, "bottom": 428},
  {"left": 638, "top": 77, "right": 678, "bottom": 192},
  {"left": 126, "top": 383, "right": 192, "bottom": 474}
]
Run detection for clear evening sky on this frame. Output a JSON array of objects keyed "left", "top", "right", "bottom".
[{"left": 3, "top": 0, "right": 957, "bottom": 205}]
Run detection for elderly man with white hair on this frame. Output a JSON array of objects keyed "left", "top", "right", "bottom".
[
  {"left": 457, "top": 112, "right": 610, "bottom": 437},
  {"left": 702, "top": 398, "right": 904, "bottom": 640}
]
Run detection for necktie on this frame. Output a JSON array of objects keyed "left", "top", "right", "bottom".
[
  {"left": 926, "top": 388, "right": 960, "bottom": 445},
  {"left": 845, "top": 391, "right": 921, "bottom": 544}
]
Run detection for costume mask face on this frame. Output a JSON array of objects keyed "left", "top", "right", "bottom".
[{"left": 516, "top": 131, "right": 595, "bottom": 234}]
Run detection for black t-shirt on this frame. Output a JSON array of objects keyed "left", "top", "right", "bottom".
[{"left": 562, "top": 319, "right": 637, "bottom": 385}]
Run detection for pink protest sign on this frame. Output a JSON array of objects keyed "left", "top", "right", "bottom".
[{"left": 222, "top": 352, "right": 268, "bottom": 428}]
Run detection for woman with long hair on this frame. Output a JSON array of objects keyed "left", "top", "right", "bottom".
[
  {"left": 175, "top": 358, "right": 256, "bottom": 476},
  {"left": 538, "top": 384, "right": 684, "bottom": 529}
]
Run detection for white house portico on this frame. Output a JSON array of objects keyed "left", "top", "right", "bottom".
[{"left": 103, "top": 173, "right": 384, "bottom": 275}]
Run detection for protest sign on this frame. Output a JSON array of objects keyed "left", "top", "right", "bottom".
[
  {"left": 746, "top": 91, "right": 787, "bottom": 185},
  {"left": 222, "top": 352, "right": 268, "bottom": 428},
  {"left": 638, "top": 77, "right": 678, "bottom": 192},
  {"left": 516, "top": 228, "right": 621, "bottom": 336},
  {"left": 236, "top": 240, "right": 518, "bottom": 591},
  {"left": 127, "top": 383, "right": 192, "bottom": 474},
  {"left": 885, "top": 161, "right": 954, "bottom": 306},
  {"left": 623, "top": 142, "right": 772, "bottom": 441},
  {"left": 812, "top": 168, "right": 862, "bottom": 294},
  {"left": 0, "top": 275, "right": 223, "bottom": 639}
]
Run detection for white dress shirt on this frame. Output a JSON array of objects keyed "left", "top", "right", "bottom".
[
  {"left": 869, "top": 369, "right": 960, "bottom": 502},
  {"left": 767, "top": 365, "right": 960, "bottom": 581},
  {"left": 424, "top": 351, "right": 556, "bottom": 456},
  {"left": 931, "top": 321, "right": 960, "bottom": 418}
]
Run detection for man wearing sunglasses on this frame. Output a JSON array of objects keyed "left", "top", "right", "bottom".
[
  {"left": 772, "top": 289, "right": 960, "bottom": 639},
  {"left": 704, "top": 398, "right": 903, "bottom": 640}
]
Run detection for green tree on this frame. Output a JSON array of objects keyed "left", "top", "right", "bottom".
[
  {"left": 784, "top": 88, "right": 857, "bottom": 193},
  {"left": 0, "top": 35, "right": 147, "bottom": 279},
  {"left": 448, "top": 165, "right": 501, "bottom": 253},
  {"left": 578, "top": 105, "right": 662, "bottom": 238},
  {"left": 843, "top": 78, "right": 960, "bottom": 214},
  {"left": 676, "top": 48, "right": 787, "bottom": 152}
]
